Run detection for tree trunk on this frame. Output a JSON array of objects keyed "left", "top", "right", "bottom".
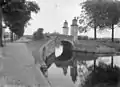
[
  {"left": 111, "top": 24, "right": 114, "bottom": 42},
  {"left": 111, "top": 56, "right": 114, "bottom": 68},
  {"left": 0, "top": 8, "right": 3, "bottom": 47},
  {"left": 11, "top": 31, "right": 13, "bottom": 42},
  {"left": 94, "top": 59, "right": 96, "bottom": 71},
  {"left": 94, "top": 26, "right": 97, "bottom": 40},
  {"left": 14, "top": 34, "right": 16, "bottom": 40}
]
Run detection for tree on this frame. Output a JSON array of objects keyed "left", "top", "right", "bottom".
[
  {"left": 105, "top": 1, "right": 120, "bottom": 42},
  {"left": 4, "top": 0, "right": 40, "bottom": 39},
  {"left": 33, "top": 28, "right": 45, "bottom": 40},
  {"left": 81, "top": 0, "right": 120, "bottom": 42},
  {"left": 0, "top": 8, "right": 3, "bottom": 46},
  {"left": 0, "top": 0, "right": 40, "bottom": 45},
  {"left": 81, "top": 0, "right": 107, "bottom": 40}
]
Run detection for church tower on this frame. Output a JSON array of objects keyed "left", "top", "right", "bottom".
[
  {"left": 63, "top": 20, "right": 69, "bottom": 35},
  {"left": 71, "top": 17, "right": 78, "bottom": 42}
]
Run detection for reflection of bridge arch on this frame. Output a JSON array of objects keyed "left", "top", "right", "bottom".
[{"left": 54, "top": 39, "right": 74, "bottom": 61}]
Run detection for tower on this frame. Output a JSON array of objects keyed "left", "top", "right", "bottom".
[
  {"left": 63, "top": 20, "right": 69, "bottom": 35},
  {"left": 71, "top": 17, "right": 78, "bottom": 42}
]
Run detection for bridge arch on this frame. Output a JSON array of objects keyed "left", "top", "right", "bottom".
[
  {"left": 55, "top": 39, "right": 74, "bottom": 61},
  {"left": 60, "top": 39, "right": 74, "bottom": 49}
]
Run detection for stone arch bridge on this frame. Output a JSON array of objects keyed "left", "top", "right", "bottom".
[
  {"left": 36, "top": 34, "right": 119, "bottom": 67},
  {"left": 38, "top": 34, "right": 74, "bottom": 63},
  {"left": 52, "top": 34, "right": 74, "bottom": 47}
]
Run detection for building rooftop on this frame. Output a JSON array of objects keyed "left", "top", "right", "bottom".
[{"left": 71, "top": 17, "right": 78, "bottom": 26}]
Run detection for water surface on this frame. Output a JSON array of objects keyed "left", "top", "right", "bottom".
[{"left": 45, "top": 45, "right": 120, "bottom": 87}]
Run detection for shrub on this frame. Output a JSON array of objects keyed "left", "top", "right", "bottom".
[
  {"left": 33, "top": 28, "right": 45, "bottom": 40},
  {"left": 81, "top": 63, "right": 120, "bottom": 87}
]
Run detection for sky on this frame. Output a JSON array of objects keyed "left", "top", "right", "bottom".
[
  {"left": 24, "top": 0, "right": 120, "bottom": 38},
  {"left": 25, "top": 0, "right": 83, "bottom": 34}
]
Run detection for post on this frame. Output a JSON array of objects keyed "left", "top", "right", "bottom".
[
  {"left": 111, "top": 56, "right": 114, "bottom": 68},
  {"left": 2, "top": 25, "right": 5, "bottom": 45},
  {"left": 111, "top": 24, "right": 114, "bottom": 42},
  {"left": 0, "top": 8, "right": 3, "bottom": 47},
  {"left": 94, "top": 59, "right": 96, "bottom": 71},
  {"left": 10, "top": 31, "right": 13, "bottom": 42}
]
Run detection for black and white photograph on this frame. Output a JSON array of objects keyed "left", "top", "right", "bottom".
[{"left": 0, "top": 0, "right": 120, "bottom": 87}]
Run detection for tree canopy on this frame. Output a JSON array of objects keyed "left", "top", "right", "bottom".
[
  {"left": 2, "top": 0, "right": 40, "bottom": 37},
  {"left": 81, "top": 0, "right": 120, "bottom": 41},
  {"left": 33, "top": 28, "right": 45, "bottom": 40}
]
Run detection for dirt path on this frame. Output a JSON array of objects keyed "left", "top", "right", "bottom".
[{"left": 0, "top": 43, "right": 51, "bottom": 87}]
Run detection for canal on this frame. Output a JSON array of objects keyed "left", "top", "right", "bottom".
[{"left": 44, "top": 45, "right": 120, "bottom": 87}]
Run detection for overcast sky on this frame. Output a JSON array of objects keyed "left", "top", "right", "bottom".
[
  {"left": 25, "top": 0, "right": 83, "bottom": 34},
  {"left": 24, "top": 0, "right": 120, "bottom": 38}
]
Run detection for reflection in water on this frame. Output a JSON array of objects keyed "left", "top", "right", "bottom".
[
  {"left": 70, "top": 66, "right": 78, "bottom": 83},
  {"left": 45, "top": 42, "right": 79, "bottom": 86},
  {"left": 45, "top": 41, "right": 120, "bottom": 87},
  {"left": 62, "top": 66, "right": 68, "bottom": 76},
  {"left": 46, "top": 52, "right": 120, "bottom": 87},
  {"left": 55, "top": 40, "right": 73, "bottom": 61}
]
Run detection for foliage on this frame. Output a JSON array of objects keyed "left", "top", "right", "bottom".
[
  {"left": 33, "top": 28, "right": 45, "bottom": 40},
  {"left": 105, "top": 1, "right": 120, "bottom": 42},
  {"left": 2, "top": 0, "right": 40, "bottom": 37},
  {"left": 81, "top": 0, "right": 106, "bottom": 28},
  {"left": 80, "top": 0, "right": 100, "bottom": 39},
  {"left": 81, "top": 63, "right": 120, "bottom": 87},
  {"left": 81, "top": 0, "right": 120, "bottom": 41}
]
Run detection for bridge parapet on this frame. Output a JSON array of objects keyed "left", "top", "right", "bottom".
[{"left": 52, "top": 34, "right": 74, "bottom": 46}]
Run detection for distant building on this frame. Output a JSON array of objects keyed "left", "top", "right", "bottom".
[
  {"left": 70, "top": 17, "right": 78, "bottom": 42},
  {"left": 63, "top": 20, "right": 69, "bottom": 35}
]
